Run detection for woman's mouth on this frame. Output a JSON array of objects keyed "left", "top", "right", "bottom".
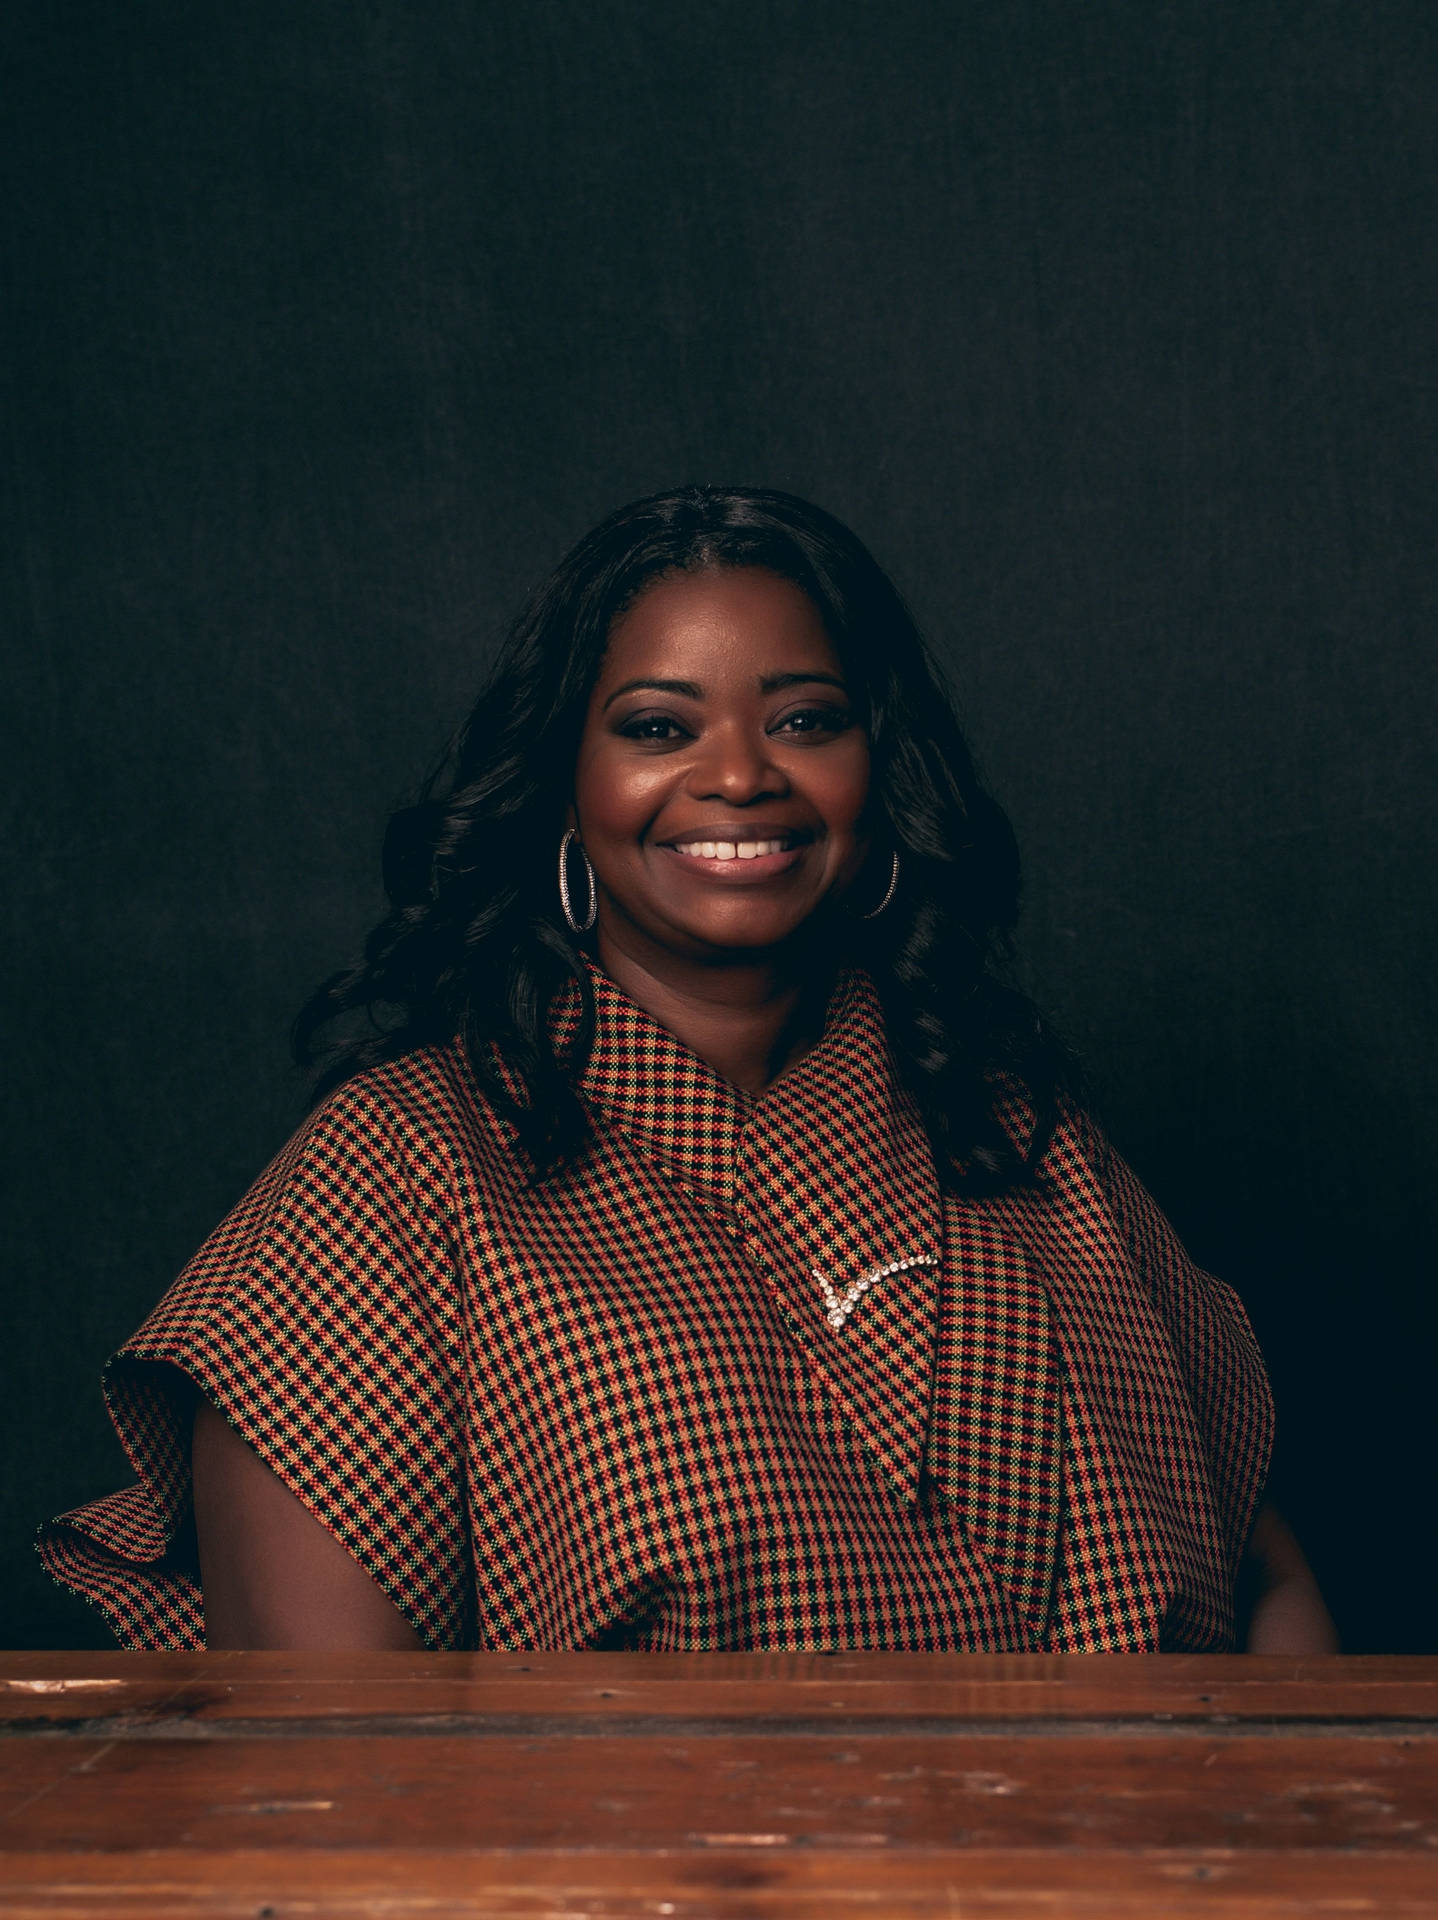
[
  {"left": 659, "top": 832, "right": 807, "bottom": 877},
  {"left": 671, "top": 836, "right": 790, "bottom": 861}
]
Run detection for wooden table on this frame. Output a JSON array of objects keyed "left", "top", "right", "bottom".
[{"left": 1, "top": 1652, "right": 1436, "bottom": 1915}]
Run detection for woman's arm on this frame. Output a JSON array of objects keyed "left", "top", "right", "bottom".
[
  {"left": 1240, "top": 1499, "right": 1339, "bottom": 1653},
  {"left": 192, "top": 1396, "right": 423, "bottom": 1650}
]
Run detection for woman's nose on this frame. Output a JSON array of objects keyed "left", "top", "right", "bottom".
[{"left": 687, "top": 724, "right": 790, "bottom": 802}]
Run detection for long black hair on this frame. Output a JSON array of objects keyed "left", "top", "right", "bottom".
[{"left": 294, "top": 485, "right": 1072, "bottom": 1191}]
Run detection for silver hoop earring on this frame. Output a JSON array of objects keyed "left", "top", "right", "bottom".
[
  {"left": 860, "top": 850, "right": 901, "bottom": 920},
  {"left": 557, "top": 828, "right": 598, "bottom": 933}
]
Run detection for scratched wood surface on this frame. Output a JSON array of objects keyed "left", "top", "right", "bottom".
[{"left": 2, "top": 1654, "right": 1436, "bottom": 1917}]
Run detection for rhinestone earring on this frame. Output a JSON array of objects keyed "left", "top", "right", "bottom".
[
  {"left": 860, "top": 850, "right": 901, "bottom": 919},
  {"left": 549, "top": 829, "right": 595, "bottom": 933},
  {"left": 557, "top": 828, "right": 598, "bottom": 933}
]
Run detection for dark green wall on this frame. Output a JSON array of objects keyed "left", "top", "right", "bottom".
[{"left": 7, "top": 0, "right": 1435, "bottom": 1649}]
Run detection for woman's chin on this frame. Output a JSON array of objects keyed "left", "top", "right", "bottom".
[{"left": 649, "top": 906, "right": 843, "bottom": 963}]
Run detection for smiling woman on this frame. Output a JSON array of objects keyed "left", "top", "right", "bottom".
[
  {"left": 569, "top": 567, "right": 876, "bottom": 1089},
  {"left": 37, "top": 486, "right": 1336, "bottom": 1657}
]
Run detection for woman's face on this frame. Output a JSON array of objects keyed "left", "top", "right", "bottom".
[{"left": 571, "top": 565, "right": 873, "bottom": 962}]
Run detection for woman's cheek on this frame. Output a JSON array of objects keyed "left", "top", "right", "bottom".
[{"left": 580, "top": 751, "right": 675, "bottom": 856}]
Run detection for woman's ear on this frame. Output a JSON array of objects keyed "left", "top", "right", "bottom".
[{"left": 563, "top": 801, "right": 578, "bottom": 834}]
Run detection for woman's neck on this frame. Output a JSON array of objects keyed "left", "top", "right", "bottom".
[{"left": 593, "top": 929, "right": 834, "bottom": 1096}]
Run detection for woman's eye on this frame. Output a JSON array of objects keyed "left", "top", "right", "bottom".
[
  {"left": 618, "top": 714, "right": 688, "bottom": 742},
  {"left": 616, "top": 707, "right": 852, "bottom": 743},
  {"left": 774, "top": 706, "right": 853, "bottom": 736}
]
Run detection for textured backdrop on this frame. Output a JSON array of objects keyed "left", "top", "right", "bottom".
[{"left": 6, "top": 0, "right": 1435, "bottom": 1649}]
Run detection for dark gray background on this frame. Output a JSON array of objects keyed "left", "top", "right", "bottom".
[{"left": 6, "top": 1, "right": 1435, "bottom": 1650}]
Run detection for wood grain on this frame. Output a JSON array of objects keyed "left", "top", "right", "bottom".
[
  {"left": 7, "top": 1729, "right": 1438, "bottom": 1852},
  {"left": 2, "top": 1653, "right": 1435, "bottom": 1917},
  {"left": 3, "top": 1651, "right": 1436, "bottom": 1726},
  {"left": 3, "top": 1849, "right": 1438, "bottom": 1918}
]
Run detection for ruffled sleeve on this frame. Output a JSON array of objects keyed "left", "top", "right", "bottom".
[
  {"left": 1073, "top": 1110, "right": 1275, "bottom": 1572},
  {"left": 36, "top": 1076, "right": 471, "bottom": 1650}
]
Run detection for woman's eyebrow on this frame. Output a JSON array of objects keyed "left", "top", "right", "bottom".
[
  {"left": 603, "top": 670, "right": 848, "bottom": 711},
  {"left": 602, "top": 678, "right": 702, "bottom": 710},
  {"left": 758, "top": 671, "right": 848, "bottom": 694}
]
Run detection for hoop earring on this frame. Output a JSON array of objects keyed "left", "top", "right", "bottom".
[
  {"left": 557, "top": 828, "right": 598, "bottom": 933},
  {"left": 860, "top": 850, "right": 900, "bottom": 920}
]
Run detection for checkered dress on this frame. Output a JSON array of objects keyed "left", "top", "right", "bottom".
[{"left": 38, "top": 962, "right": 1273, "bottom": 1651}]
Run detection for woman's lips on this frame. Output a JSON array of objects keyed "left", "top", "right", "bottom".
[{"left": 658, "top": 839, "right": 805, "bottom": 879}]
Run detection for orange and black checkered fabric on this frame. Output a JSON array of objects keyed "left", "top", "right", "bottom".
[{"left": 38, "top": 962, "right": 1273, "bottom": 1651}]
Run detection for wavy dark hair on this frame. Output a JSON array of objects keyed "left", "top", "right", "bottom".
[{"left": 295, "top": 485, "right": 1072, "bottom": 1191}]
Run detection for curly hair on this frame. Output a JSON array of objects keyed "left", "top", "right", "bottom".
[{"left": 294, "top": 485, "right": 1072, "bottom": 1191}]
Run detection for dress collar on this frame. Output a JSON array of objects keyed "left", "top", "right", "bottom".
[
  {"left": 568, "top": 956, "right": 890, "bottom": 1190},
  {"left": 562, "top": 957, "right": 749, "bottom": 1205}
]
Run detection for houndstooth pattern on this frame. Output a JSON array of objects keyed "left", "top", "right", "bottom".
[{"left": 37, "top": 961, "right": 1272, "bottom": 1651}]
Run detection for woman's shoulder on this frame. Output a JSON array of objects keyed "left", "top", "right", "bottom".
[
  {"left": 279, "top": 1035, "right": 529, "bottom": 1211},
  {"left": 127, "top": 1038, "right": 513, "bottom": 1366},
  {"left": 308, "top": 1033, "right": 469, "bottom": 1125}
]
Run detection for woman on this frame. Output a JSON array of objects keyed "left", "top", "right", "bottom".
[{"left": 39, "top": 486, "right": 1335, "bottom": 1653}]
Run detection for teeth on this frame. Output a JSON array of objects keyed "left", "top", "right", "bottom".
[{"left": 674, "top": 838, "right": 788, "bottom": 859}]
